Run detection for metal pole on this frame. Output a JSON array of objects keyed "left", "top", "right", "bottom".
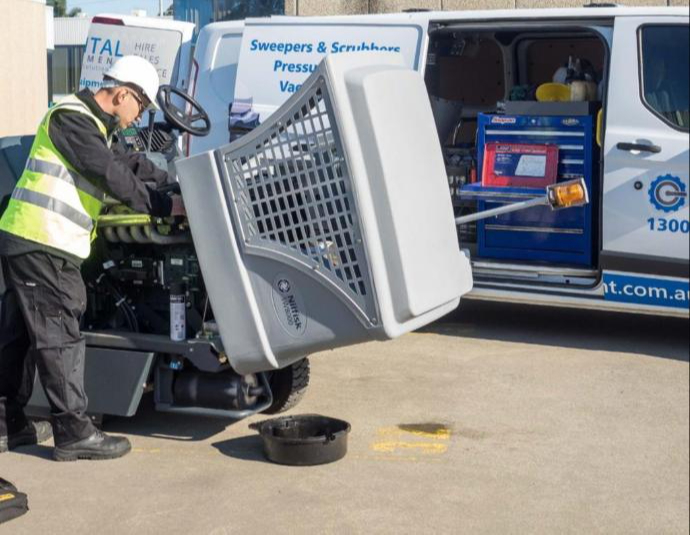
[
  {"left": 455, "top": 195, "right": 549, "bottom": 226},
  {"left": 159, "top": 0, "right": 163, "bottom": 16}
]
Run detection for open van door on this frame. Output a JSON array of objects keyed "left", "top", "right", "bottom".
[{"left": 602, "top": 16, "right": 689, "bottom": 311}]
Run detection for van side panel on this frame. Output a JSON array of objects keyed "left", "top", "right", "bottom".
[
  {"left": 80, "top": 16, "right": 194, "bottom": 91},
  {"left": 232, "top": 19, "right": 429, "bottom": 120},
  {"left": 189, "top": 23, "right": 244, "bottom": 156}
]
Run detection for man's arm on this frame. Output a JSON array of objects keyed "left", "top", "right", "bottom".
[
  {"left": 48, "top": 111, "right": 172, "bottom": 216},
  {"left": 111, "top": 138, "right": 170, "bottom": 188}
]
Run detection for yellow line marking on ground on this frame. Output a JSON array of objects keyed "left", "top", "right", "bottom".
[
  {"left": 369, "top": 425, "right": 453, "bottom": 458},
  {"left": 376, "top": 426, "right": 451, "bottom": 440},
  {"left": 351, "top": 454, "right": 443, "bottom": 463},
  {"left": 371, "top": 441, "right": 448, "bottom": 454}
]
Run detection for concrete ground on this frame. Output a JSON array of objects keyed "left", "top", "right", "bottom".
[{"left": 1, "top": 301, "right": 688, "bottom": 535}]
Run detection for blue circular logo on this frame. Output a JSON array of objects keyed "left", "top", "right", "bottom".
[{"left": 649, "top": 175, "right": 687, "bottom": 213}]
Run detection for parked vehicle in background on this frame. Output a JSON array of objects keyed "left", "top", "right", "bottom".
[
  {"left": 79, "top": 14, "right": 195, "bottom": 94},
  {"left": 189, "top": 6, "right": 689, "bottom": 318}
]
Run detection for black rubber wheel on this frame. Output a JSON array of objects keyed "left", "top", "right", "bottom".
[{"left": 262, "top": 358, "right": 310, "bottom": 415}]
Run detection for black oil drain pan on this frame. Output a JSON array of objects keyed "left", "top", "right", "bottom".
[{"left": 249, "top": 414, "right": 351, "bottom": 466}]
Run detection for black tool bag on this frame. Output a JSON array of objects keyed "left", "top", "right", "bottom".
[{"left": 0, "top": 477, "right": 28, "bottom": 524}]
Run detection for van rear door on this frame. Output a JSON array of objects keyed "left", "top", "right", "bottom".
[
  {"left": 602, "top": 15, "right": 689, "bottom": 310},
  {"left": 79, "top": 14, "right": 195, "bottom": 96}
]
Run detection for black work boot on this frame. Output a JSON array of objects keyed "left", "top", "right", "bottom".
[
  {"left": 0, "top": 420, "right": 53, "bottom": 453},
  {"left": 53, "top": 430, "right": 132, "bottom": 462}
]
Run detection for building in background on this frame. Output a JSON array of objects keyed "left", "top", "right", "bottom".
[
  {"left": 286, "top": 0, "right": 688, "bottom": 14},
  {"left": 0, "top": 0, "right": 50, "bottom": 136},
  {"left": 173, "top": 0, "right": 689, "bottom": 37},
  {"left": 51, "top": 16, "right": 91, "bottom": 102},
  {"left": 173, "top": 0, "right": 285, "bottom": 35}
]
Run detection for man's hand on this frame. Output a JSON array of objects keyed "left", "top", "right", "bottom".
[{"left": 170, "top": 194, "right": 186, "bottom": 217}]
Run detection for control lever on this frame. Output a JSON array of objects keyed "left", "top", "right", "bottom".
[{"left": 146, "top": 108, "right": 157, "bottom": 152}]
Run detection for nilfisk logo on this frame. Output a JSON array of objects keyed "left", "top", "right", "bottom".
[
  {"left": 272, "top": 275, "right": 307, "bottom": 337},
  {"left": 649, "top": 175, "right": 687, "bottom": 213},
  {"left": 277, "top": 279, "right": 292, "bottom": 294}
]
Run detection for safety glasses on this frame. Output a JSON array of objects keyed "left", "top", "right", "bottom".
[{"left": 127, "top": 89, "right": 148, "bottom": 116}]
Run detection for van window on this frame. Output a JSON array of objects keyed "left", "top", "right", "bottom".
[{"left": 639, "top": 25, "right": 689, "bottom": 131}]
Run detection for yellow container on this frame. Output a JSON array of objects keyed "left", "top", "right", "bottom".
[{"left": 536, "top": 83, "right": 571, "bottom": 102}]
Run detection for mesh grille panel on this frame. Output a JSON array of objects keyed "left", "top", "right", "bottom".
[{"left": 222, "top": 76, "right": 376, "bottom": 320}]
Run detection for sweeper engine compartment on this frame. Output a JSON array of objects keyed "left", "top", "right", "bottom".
[{"left": 23, "top": 53, "right": 472, "bottom": 420}]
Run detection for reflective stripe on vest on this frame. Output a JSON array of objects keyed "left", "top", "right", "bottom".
[
  {"left": 0, "top": 94, "right": 111, "bottom": 258},
  {"left": 25, "top": 157, "right": 104, "bottom": 200},
  {"left": 11, "top": 188, "right": 94, "bottom": 231}
]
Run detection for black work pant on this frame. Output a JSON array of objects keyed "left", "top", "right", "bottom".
[{"left": 0, "top": 252, "right": 96, "bottom": 446}]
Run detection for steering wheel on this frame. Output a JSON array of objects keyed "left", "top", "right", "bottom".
[{"left": 157, "top": 84, "right": 211, "bottom": 137}]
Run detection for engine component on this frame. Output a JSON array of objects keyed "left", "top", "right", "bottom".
[
  {"left": 101, "top": 224, "right": 191, "bottom": 245},
  {"left": 116, "top": 226, "right": 134, "bottom": 243},
  {"left": 169, "top": 282, "right": 186, "bottom": 341},
  {"left": 114, "top": 257, "right": 155, "bottom": 285},
  {"left": 129, "top": 226, "right": 149, "bottom": 244},
  {"left": 84, "top": 218, "right": 206, "bottom": 339},
  {"left": 173, "top": 371, "right": 263, "bottom": 411}
]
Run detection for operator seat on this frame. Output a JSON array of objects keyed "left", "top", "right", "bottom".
[{"left": 0, "top": 135, "right": 34, "bottom": 297}]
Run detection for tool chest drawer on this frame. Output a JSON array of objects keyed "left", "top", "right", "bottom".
[{"left": 473, "top": 113, "right": 597, "bottom": 266}]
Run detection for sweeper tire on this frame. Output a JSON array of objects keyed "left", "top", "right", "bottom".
[{"left": 262, "top": 358, "right": 310, "bottom": 414}]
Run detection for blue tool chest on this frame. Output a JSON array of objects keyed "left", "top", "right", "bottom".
[{"left": 473, "top": 113, "right": 597, "bottom": 267}]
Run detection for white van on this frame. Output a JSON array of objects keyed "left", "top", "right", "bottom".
[
  {"left": 189, "top": 7, "right": 689, "bottom": 318},
  {"left": 79, "top": 13, "right": 195, "bottom": 131},
  {"left": 80, "top": 14, "right": 195, "bottom": 92}
]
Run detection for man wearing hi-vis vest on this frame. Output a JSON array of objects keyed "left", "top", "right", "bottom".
[{"left": 0, "top": 56, "right": 184, "bottom": 461}]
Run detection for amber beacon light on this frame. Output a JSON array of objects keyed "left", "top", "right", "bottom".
[{"left": 547, "top": 178, "right": 589, "bottom": 210}]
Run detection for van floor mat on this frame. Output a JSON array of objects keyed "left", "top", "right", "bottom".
[{"left": 0, "top": 477, "right": 29, "bottom": 525}]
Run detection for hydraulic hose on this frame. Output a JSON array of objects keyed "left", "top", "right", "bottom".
[{"left": 99, "top": 214, "right": 153, "bottom": 227}]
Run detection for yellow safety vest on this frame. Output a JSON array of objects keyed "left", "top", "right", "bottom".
[{"left": 0, "top": 95, "right": 112, "bottom": 259}]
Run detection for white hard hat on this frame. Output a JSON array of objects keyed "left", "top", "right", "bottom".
[{"left": 103, "top": 55, "right": 160, "bottom": 109}]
